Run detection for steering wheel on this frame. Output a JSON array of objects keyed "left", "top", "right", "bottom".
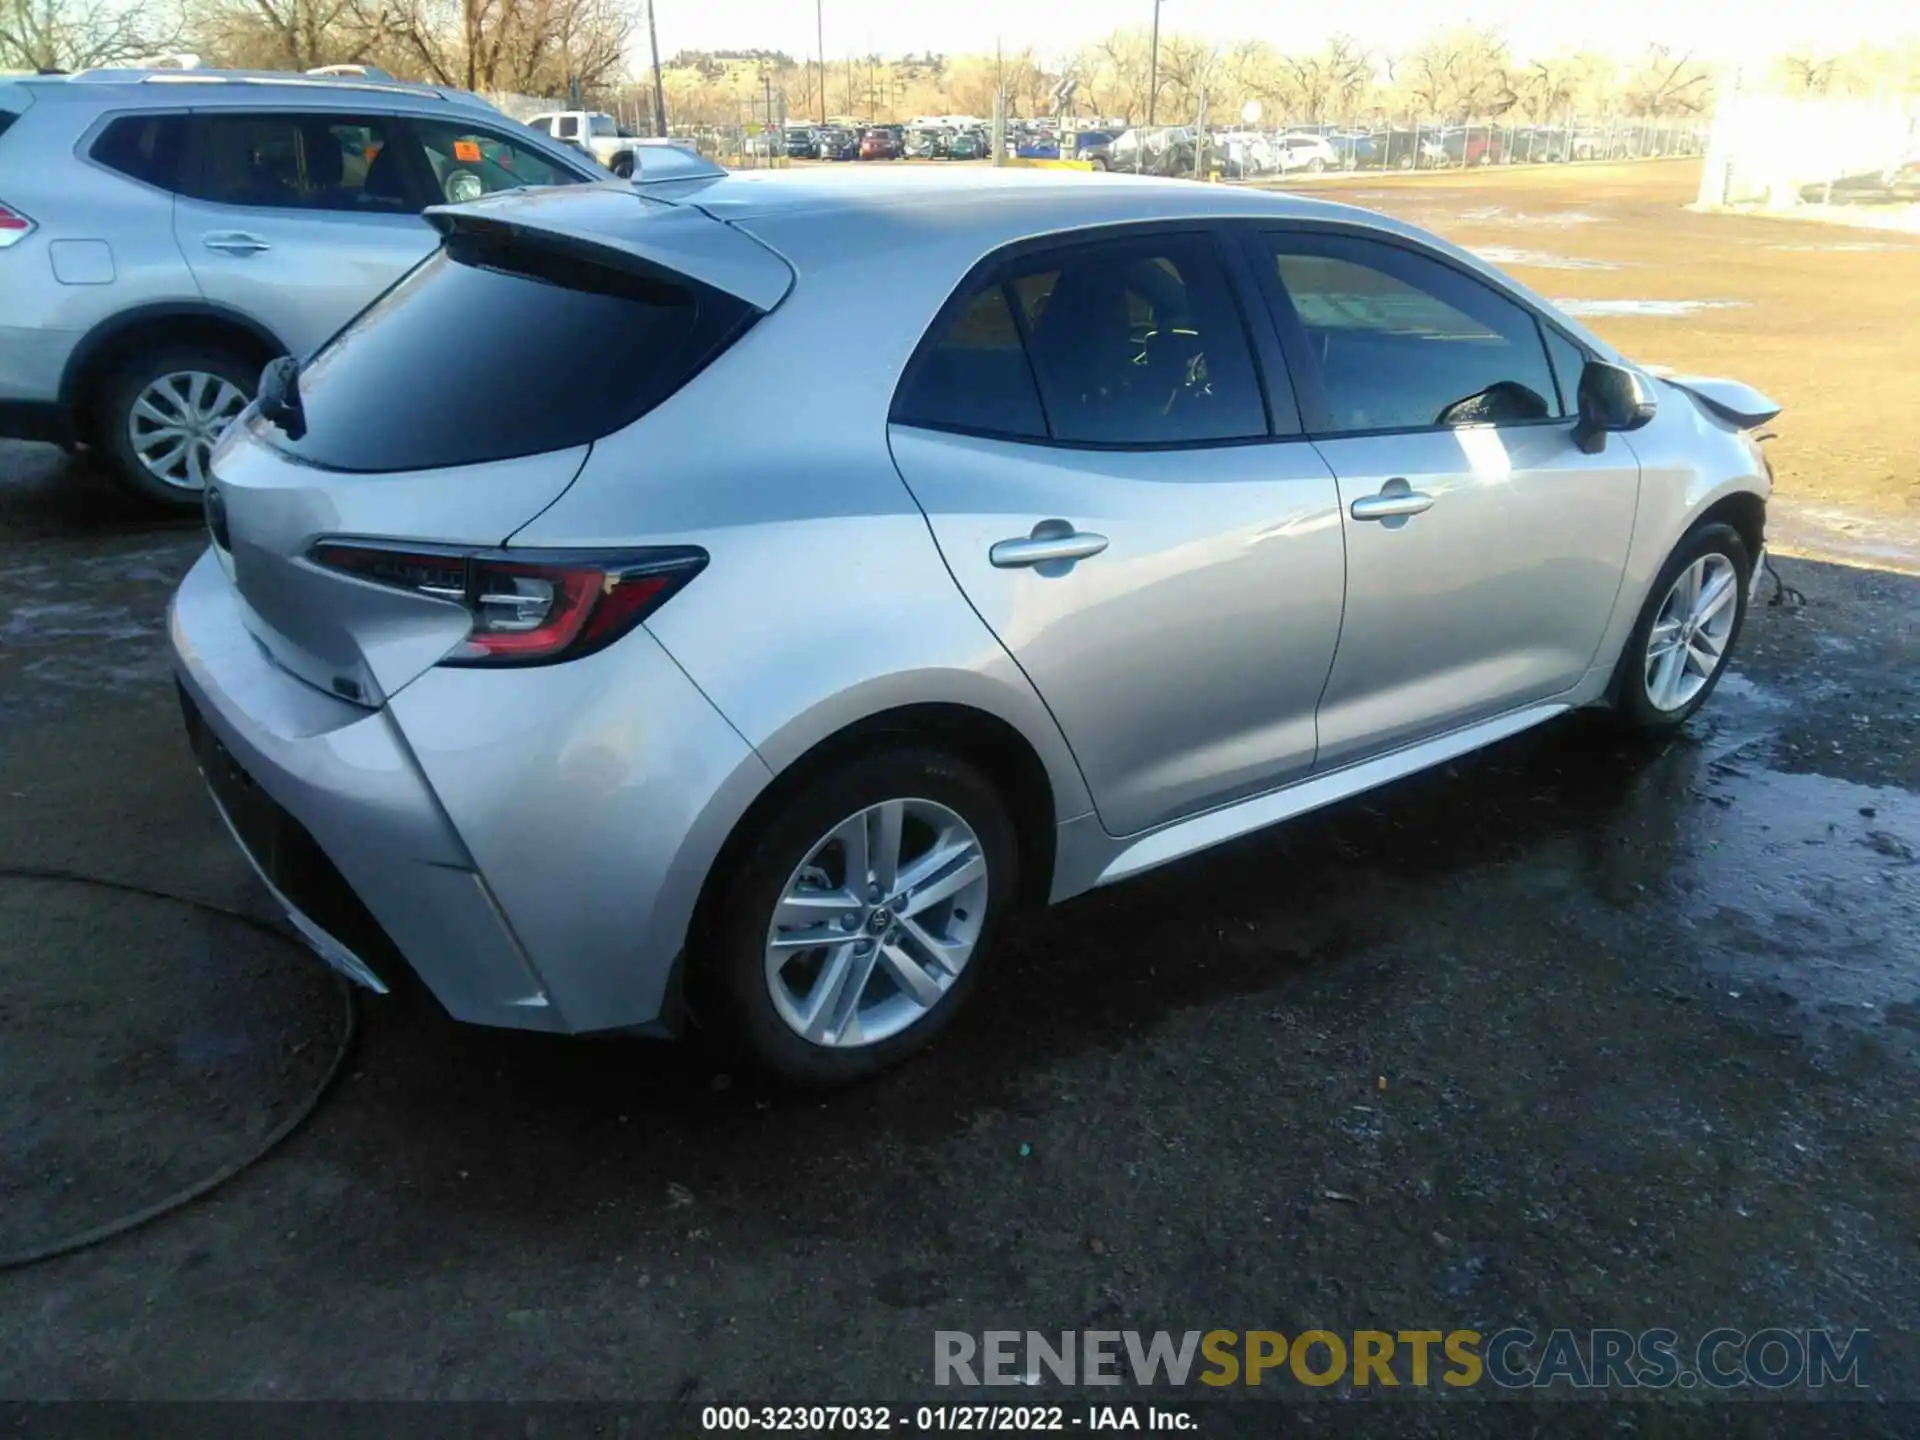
[{"left": 443, "top": 168, "right": 484, "bottom": 204}]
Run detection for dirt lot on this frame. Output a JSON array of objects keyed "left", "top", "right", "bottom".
[
  {"left": 1291, "top": 159, "right": 1920, "bottom": 569},
  {"left": 2, "top": 159, "right": 1919, "bottom": 1430}
]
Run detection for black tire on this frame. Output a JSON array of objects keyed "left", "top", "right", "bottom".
[
  {"left": 694, "top": 745, "right": 1019, "bottom": 1085},
  {"left": 95, "top": 343, "right": 260, "bottom": 511},
  {"left": 1612, "top": 522, "right": 1752, "bottom": 733},
  {"left": 611, "top": 152, "right": 635, "bottom": 178}
]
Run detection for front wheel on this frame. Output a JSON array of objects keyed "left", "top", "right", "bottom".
[
  {"left": 1613, "top": 522, "right": 1752, "bottom": 732},
  {"left": 695, "top": 746, "right": 1018, "bottom": 1084}
]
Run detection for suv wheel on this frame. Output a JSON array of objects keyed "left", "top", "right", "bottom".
[
  {"left": 1614, "top": 522, "right": 1751, "bottom": 732},
  {"left": 97, "top": 345, "right": 258, "bottom": 508},
  {"left": 698, "top": 746, "right": 1017, "bottom": 1085}
]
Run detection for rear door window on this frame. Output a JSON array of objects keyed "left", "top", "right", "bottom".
[
  {"left": 409, "top": 118, "right": 589, "bottom": 204},
  {"left": 256, "top": 225, "right": 759, "bottom": 472},
  {"left": 183, "top": 113, "right": 423, "bottom": 213},
  {"left": 1007, "top": 233, "right": 1268, "bottom": 446}
]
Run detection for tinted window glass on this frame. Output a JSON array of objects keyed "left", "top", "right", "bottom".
[
  {"left": 589, "top": 115, "right": 618, "bottom": 138},
  {"left": 186, "top": 113, "right": 418, "bottom": 212},
  {"left": 258, "top": 231, "right": 756, "bottom": 472},
  {"left": 1543, "top": 324, "right": 1588, "bottom": 414},
  {"left": 1010, "top": 235, "right": 1266, "bottom": 445},
  {"left": 91, "top": 114, "right": 189, "bottom": 190},
  {"left": 554, "top": 115, "right": 580, "bottom": 139},
  {"left": 411, "top": 119, "right": 585, "bottom": 203},
  {"left": 893, "top": 283, "right": 1047, "bottom": 439},
  {"left": 1266, "top": 234, "right": 1560, "bottom": 433}
]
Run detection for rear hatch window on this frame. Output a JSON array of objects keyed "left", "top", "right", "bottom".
[{"left": 256, "top": 225, "right": 760, "bottom": 473}]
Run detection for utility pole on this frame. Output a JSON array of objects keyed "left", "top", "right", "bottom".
[
  {"left": 815, "top": 0, "right": 826, "bottom": 126},
  {"left": 645, "top": 0, "right": 667, "bottom": 137},
  {"left": 1146, "top": 0, "right": 1164, "bottom": 125}
]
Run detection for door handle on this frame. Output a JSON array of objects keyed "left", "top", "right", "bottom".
[
  {"left": 202, "top": 232, "right": 272, "bottom": 256},
  {"left": 1350, "top": 481, "right": 1435, "bottom": 522},
  {"left": 989, "top": 521, "right": 1110, "bottom": 569}
]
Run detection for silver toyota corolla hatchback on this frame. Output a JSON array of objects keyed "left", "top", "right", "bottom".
[{"left": 171, "top": 169, "right": 1779, "bottom": 1082}]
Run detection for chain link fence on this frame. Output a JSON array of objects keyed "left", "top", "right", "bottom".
[{"left": 1080, "top": 113, "right": 1710, "bottom": 180}]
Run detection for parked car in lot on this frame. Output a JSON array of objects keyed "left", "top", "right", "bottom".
[
  {"left": 816, "top": 127, "right": 860, "bottom": 160},
  {"left": 173, "top": 169, "right": 1778, "bottom": 1082},
  {"left": 945, "top": 130, "right": 987, "bottom": 160},
  {"left": 522, "top": 109, "right": 647, "bottom": 176},
  {"left": 1436, "top": 126, "right": 1508, "bottom": 166},
  {"left": 858, "top": 127, "right": 900, "bottom": 160},
  {"left": 1325, "top": 131, "right": 1377, "bottom": 169},
  {"left": 0, "top": 66, "right": 608, "bottom": 506},
  {"left": 1275, "top": 132, "right": 1340, "bottom": 172},
  {"left": 784, "top": 125, "right": 818, "bottom": 159}
]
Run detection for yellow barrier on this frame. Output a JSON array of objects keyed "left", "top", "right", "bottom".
[{"left": 1003, "top": 158, "right": 1096, "bottom": 172}]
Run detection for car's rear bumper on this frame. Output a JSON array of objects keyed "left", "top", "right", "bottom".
[
  {"left": 170, "top": 546, "right": 773, "bottom": 1034},
  {"left": 171, "top": 549, "right": 568, "bottom": 1030}
]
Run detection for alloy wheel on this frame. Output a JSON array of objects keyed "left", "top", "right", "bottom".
[
  {"left": 127, "top": 370, "right": 249, "bottom": 493},
  {"left": 765, "top": 798, "right": 989, "bottom": 1048},
  {"left": 1644, "top": 553, "right": 1738, "bottom": 711}
]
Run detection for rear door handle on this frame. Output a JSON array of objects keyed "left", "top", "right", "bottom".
[
  {"left": 202, "top": 231, "right": 272, "bottom": 256},
  {"left": 990, "top": 522, "right": 1110, "bottom": 569},
  {"left": 1350, "top": 480, "right": 1435, "bottom": 522}
]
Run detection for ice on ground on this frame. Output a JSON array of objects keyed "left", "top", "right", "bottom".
[
  {"left": 1472, "top": 245, "right": 1620, "bottom": 270},
  {"left": 1553, "top": 299, "right": 1747, "bottom": 317}
]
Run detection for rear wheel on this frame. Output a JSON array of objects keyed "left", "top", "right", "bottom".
[
  {"left": 1613, "top": 522, "right": 1751, "bottom": 732},
  {"left": 95, "top": 344, "right": 258, "bottom": 509},
  {"left": 696, "top": 746, "right": 1018, "bottom": 1084}
]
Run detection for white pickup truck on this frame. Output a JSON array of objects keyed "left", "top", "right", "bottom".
[{"left": 521, "top": 111, "right": 647, "bottom": 176}]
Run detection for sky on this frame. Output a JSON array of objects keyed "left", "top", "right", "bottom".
[{"left": 645, "top": 0, "right": 1908, "bottom": 68}]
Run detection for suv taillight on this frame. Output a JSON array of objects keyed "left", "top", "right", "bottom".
[
  {"left": 0, "top": 201, "right": 34, "bottom": 248},
  {"left": 310, "top": 542, "right": 706, "bottom": 667}
]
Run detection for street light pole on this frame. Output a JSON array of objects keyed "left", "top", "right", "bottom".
[
  {"left": 1146, "top": 0, "right": 1164, "bottom": 126},
  {"left": 815, "top": 0, "right": 826, "bottom": 126},
  {"left": 645, "top": 0, "right": 667, "bottom": 137}
]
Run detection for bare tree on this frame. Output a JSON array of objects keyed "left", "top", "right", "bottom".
[
  {"left": 190, "top": 0, "right": 380, "bottom": 71},
  {"left": 1392, "top": 24, "right": 1514, "bottom": 121},
  {"left": 1776, "top": 49, "right": 1838, "bottom": 98},
  {"left": 1623, "top": 44, "right": 1711, "bottom": 115},
  {"left": 2, "top": 0, "right": 184, "bottom": 71}
]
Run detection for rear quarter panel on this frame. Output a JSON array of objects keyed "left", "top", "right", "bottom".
[{"left": 507, "top": 232, "right": 1097, "bottom": 926}]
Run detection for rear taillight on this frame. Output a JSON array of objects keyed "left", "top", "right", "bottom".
[
  {"left": 310, "top": 542, "right": 706, "bottom": 667},
  {"left": 0, "top": 201, "right": 34, "bottom": 248}
]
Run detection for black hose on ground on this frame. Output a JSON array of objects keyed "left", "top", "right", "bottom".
[{"left": 0, "top": 866, "right": 357, "bottom": 1272}]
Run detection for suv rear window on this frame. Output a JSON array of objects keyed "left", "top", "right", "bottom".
[{"left": 256, "top": 227, "right": 759, "bottom": 472}]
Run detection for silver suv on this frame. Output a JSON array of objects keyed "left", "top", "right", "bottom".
[{"left": 0, "top": 68, "right": 604, "bottom": 506}]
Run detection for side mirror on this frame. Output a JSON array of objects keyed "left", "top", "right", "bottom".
[{"left": 1573, "top": 360, "right": 1657, "bottom": 453}]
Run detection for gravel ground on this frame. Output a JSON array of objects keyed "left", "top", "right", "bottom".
[{"left": 0, "top": 216, "right": 1916, "bottom": 1434}]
